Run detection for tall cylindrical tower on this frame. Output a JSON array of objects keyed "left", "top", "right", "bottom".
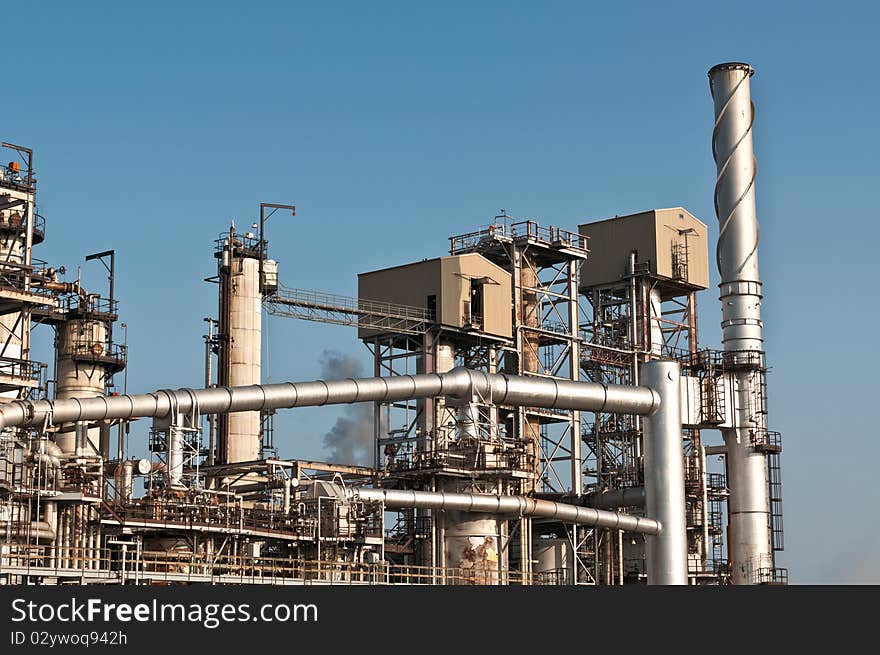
[
  {"left": 54, "top": 296, "right": 125, "bottom": 455},
  {"left": 708, "top": 62, "right": 773, "bottom": 583},
  {"left": 216, "top": 227, "right": 263, "bottom": 464}
]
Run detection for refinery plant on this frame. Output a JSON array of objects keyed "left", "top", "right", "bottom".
[{"left": 0, "top": 62, "right": 785, "bottom": 586}]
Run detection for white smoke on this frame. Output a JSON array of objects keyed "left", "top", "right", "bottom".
[{"left": 319, "top": 350, "right": 375, "bottom": 465}]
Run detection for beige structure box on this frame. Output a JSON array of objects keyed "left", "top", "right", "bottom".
[
  {"left": 578, "top": 208, "right": 709, "bottom": 291},
  {"left": 358, "top": 253, "right": 512, "bottom": 339}
]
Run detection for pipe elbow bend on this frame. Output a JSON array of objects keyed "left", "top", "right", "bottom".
[{"left": 444, "top": 367, "right": 476, "bottom": 399}]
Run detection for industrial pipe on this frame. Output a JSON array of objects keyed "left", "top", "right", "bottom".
[
  {"left": 350, "top": 488, "right": 661, "bottom": 535},
  {"left": 33, "top": 279, "right": 85, "bottom": 297},
  {"left": 709, "top": 62, "right": 773, "bottom": 583},
  {"left": 167, "top": 426, "right": 185, "bottom": 488},
  {"left": 0, "top": 521, "right": 56, "bottom": 544},
  {"left": 582, "top": 487, "right": 646, "bottom": 510},
  {"left": 0, "top": 367, "right": 659, "bottom": 430},
  {"left": 29, "top": 440, "right": 62, "bottom": 471},
  {"left": 642, "top": 360, "right": 688, "bottom": 585}
]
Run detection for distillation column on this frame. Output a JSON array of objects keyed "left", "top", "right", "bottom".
[
  {"left": 55, "top": 311, "right": 110, "bottom": 454},
  {"left": 217, "top": 228, "right": 263, "bottom": 463},
  {"left": 708, "top": 62, "right": 773, "bottom": 583}
]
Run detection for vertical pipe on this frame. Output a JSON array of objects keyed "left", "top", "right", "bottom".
[
  {"left": 58, "top": 508, "right": 66, "bottom": 568},
  {"left": 457, "top": 402, "right": 479, "bottom": 440},
  {"left": 167, "top": 422, "right": 184, "bottom": 489},
  {"left": 99, "top": 422, "right": 111, "bottom": 460},
  {"left": 72, "top": 506, "right": 80, "bottom": 568},
  {"left": 700, "top": 444, "right": 710, "bottom": 571},
  {"left": 568, "top": 258, "right": 582, "bottom": 585},
  {"left": 708, "top": 62, "right": 772, "bottom": 583},
  {"left": 649, "top": 287, "right": 663, "bottom": 358},
  {"left": 627, "top": 252, "right": 640, "bottom": 364},
  {"left": 205, "top": 318, "right": 216, "bottom": 466},
  {"left": 121, "top": 460, "right": 134, "bottom": 503},
  {"left": 120, "top": 544, "right": 127, "bottom": 585},
  {"left": 642, "top": 360, "right": 687, "bottom": 585},
  {"left": 44, "top": 501, "right": 57, "bottom": 568},
  {"left": 87, "top": 511, "right": 95, "bottom": 570},
  {"left": 217, "top": 237, "right": 232, "bottom": 461},
  {"left": 22, "top": 166, "right": 34, "bottom": 376}
]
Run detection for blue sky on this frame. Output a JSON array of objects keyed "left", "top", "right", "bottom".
[{"left": 4, "top": 1, "right": 878, "bottom": 583}]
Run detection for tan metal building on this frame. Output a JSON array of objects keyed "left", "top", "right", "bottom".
[
  {"left": 358, "top": 253, "right": 513, "bottom": 339},
  {"left": 578, "top": 208, "right": 710, "bottom": 291}
]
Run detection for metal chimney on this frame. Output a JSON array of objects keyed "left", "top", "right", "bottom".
[{"left": 708, "top": 62, "right": 774, "bottom": 584}]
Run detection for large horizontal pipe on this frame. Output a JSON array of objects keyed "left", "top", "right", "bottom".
[
  {"left": 0, "top": 367, "right": 660, "bottom": 430},
  {"left": 351, "top": 488, "right": 661, "bottom": 535},
  {"left": 582, "top": 487, "right": 646, "bottom": 510},
  {"left": 0, "top": 520, "right": 56, "bottom": 544}
]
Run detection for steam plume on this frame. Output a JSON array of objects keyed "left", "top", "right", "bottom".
[{"left": 319, "top": 350, "right": 375, "bottom": 465}]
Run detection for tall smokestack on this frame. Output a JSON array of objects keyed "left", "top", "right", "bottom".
[{"left": 708, "top": 62, "right": 773, "bottom": 583}]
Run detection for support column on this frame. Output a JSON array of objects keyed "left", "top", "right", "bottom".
[{"left": 642, "top": 360, "right": 687, "bottom": 585}]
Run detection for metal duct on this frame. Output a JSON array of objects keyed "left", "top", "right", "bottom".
[
  {"left": 709, "top": 62, "right": 773, "bottom": 583},
  {"left": 641, "top": 360, "right": 688, "bottom": 585},
  {"left": 0, "top": 521, "right": 56, "bottom": 544},
  {"left": 167, "top": 425, "right": 185, "bottom": 488},
  {"left": 350, "top": 488, "right": 661, "bottom": 535},
  {"left": 0, "top": 367, "right": 680, "bottom": 580},
  {"left": 582, "top": 487, "right": 646, "bottom": 510},
  {"left": 0, "top": 367, "right": 659, "bottom": 429},
  {"left": 649, "top": 287, "right": 664, "bottom": 357}
]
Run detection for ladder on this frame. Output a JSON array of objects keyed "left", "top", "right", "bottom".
[{"left": 767, "top": 449, "right": 784, "bottom": 551}]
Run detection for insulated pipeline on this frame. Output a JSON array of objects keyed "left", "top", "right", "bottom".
[
  {"left": 0, "top": 367, "right": 660, "bottom": 429},
  {"left": 351, "top": 488, "right": 662, "bottom": 535},
  {"left": 582, "top": 486, "right": 646, "bottom": 510}
]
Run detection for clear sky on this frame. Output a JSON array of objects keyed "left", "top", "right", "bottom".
[{"left": 4, "top": 1, "right": 878, "bottom": 583}]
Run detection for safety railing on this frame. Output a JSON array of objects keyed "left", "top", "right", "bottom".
[
  {"left": 0, "top": 260, "right": 56, "bottom": 297},
  {"left": 386, "top": 441, "right": 535, "bottom": 476},
  {"left": 750, "top": 429, "right": 782, "bottom": 453},
  {"left": 0, "top": 213, "right": 47, "bottom": 241},
  {"left": 681, "top": 348, "right": 766, "bottom": 373},
  {"left": 59, "top": 338, "right": 126, "bottom": 369},
  {"left": 103, "top": 500, "right": 383, "bottom": 541},
  {"left": 56, "top": 293, "right": 118, "bottom": 316},
  {"left": 1, "top": 545, "right": 571, "bottom": 586},
  {"left": 450, "top": 219, "right": 589, "bottom": 256},
  {"left": 0, "top": 356, "right": 42, "bottom": 383},
  {"left": 754, "top": 567, "right": 788, "bottom": 585}
]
